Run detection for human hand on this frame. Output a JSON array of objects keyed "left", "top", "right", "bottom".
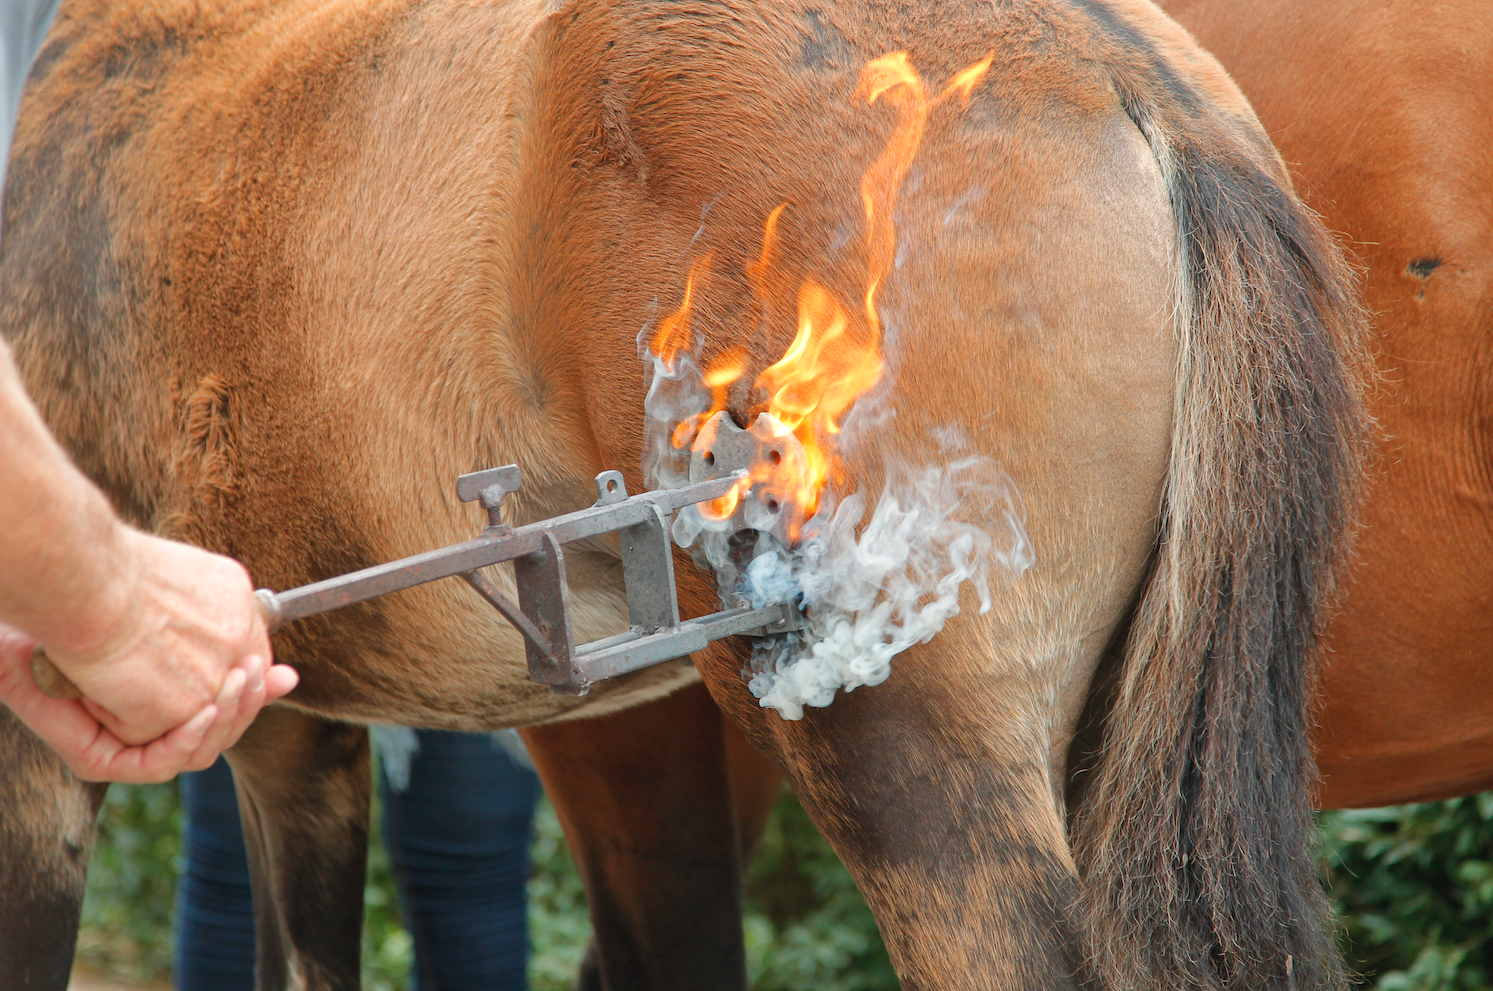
[
  {"left": 0, "top": 527, "right": 298, "bottom": 781},
  {"left": 0, "top": 624, "right": 289, "bottom": 783},
  {"left": 32, "top": 527, "right": 298, "bottom": 745}
]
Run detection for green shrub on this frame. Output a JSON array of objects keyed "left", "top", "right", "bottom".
[
  {"left": 76, "top": 783, "right": 181, "bottom": 984},
  {"left": 1321, "top": 795, "right": 1493, "bottom": 990},
  {"left": 360, "top": 789, "right": 414, "bottom": 991},
  {"left": 76, "top": 782, "right": 892, "bottom": 990},
  {"left": 527, "top": 799, "right": 590, "bottom": 991},
  {"left": 78, "top": 777, "right": 1493, "bottom": 991},
  {"left": 76, "top": 780, "right": 416, "bottom": 991}
]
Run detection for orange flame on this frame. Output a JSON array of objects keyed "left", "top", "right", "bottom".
[
  {"left": 658, "top": 53, "right": 991, "bottom": 534},
  {"left": 650, "top": 253, "right": 713, "bottom": 366}
]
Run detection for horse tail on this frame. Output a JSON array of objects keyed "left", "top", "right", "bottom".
[{"left": 1067, "top": 9, "right": 1370, "bottom": 990}]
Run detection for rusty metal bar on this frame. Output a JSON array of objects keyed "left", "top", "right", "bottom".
[
  {"left": 259, "top": 471, "right": 744, "bottom": 632},
  {"left": 574, "top": 601, "right": 799, "bottom": 682},
  {"left": 514, "top": 531, "right": 584, "bottom": 694},
  {"left": 31, "top": 464, "right": 801, "bottom": 702},
  {"left": 250, "top": 464, "right": 802, "bottom": 696}
]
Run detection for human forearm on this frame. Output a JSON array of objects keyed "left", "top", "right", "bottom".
[
  {"left": 0, "top": 338, "right": 297, "bottom": 770},
  {"left": 0, "top": 339, "right": 137, "bottom": 654}
]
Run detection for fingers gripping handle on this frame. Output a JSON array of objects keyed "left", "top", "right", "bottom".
[
  {"left": 28, "top": 647, "right": 83, "bottom": 701},
  {"left": 29, "top": 589, "right": 284, "bottom": 701}
]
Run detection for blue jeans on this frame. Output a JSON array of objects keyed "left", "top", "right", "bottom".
[{"left": 174, "top": 731, "right": 541, "bottom": 991}]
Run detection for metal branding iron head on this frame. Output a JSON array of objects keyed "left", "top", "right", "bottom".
[{"left": 686, "top": 410, "right": 809, "bottom": 546}]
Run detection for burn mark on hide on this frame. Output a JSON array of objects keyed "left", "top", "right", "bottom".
[
  {"left": 1407, "top": 256, "right": 1442, "bottom": 279},
  {"left": 798, "top": 11, "right": 854, "bottom": 72}
]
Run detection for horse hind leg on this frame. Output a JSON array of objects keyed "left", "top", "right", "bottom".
[
  {"left": 224, "top": 706, "right": 370, "bottom": 991},
  {"left": 521, "top": 681, "right": 781, "bottom": 991},
  {"left": 0, "top": 705, "right": 107, "bottom": 991}
]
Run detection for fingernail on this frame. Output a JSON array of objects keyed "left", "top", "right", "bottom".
[
  {"left": 248, "top": 655, "right": 265, "bottom": 694},
  {"left": 191, "top": 705, "right": 216, "bottom": 737},
  {"left": 224, "top": 669, "right": 246, "bottom": 706}
]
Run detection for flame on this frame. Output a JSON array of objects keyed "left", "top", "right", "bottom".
[
  {"left": 656, "top": 53, "right": 991, "bottom": 537},
  {"left": 650, "top": 253, "right": 713, "bottom": 366},
  {"left": 945, "top": 55, "right": 994, "bottom": 105}
]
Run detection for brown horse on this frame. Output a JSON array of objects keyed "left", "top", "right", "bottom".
[
  {"left": 1160, "top": 0, "right": 1493, "bottom": 810},
  {"left": 0, "top": 1, "right": 1365, "bottom": 989}
]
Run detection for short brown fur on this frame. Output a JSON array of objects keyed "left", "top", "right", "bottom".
[
  {"left": 0, "top": 1, "right": 1365, "bottom": 988},
  {"left": 1163, "top": 0, "right": 1493, "bottom": 811}
]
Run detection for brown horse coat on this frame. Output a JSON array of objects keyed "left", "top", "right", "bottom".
[
  {"left": 0, "top": 1, "right": 1366, "bottom": 989},
  {"left": 1163, "top": 0, "right": 1493, "bottom": 809}
]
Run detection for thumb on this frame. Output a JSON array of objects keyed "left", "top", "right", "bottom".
[{"left": 0, "top": 624, "right": 38, "bottom": 667}]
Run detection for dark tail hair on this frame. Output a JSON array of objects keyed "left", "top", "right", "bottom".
[{"left": 1067, "top": 14, "right": 1370, "bottom": 991}]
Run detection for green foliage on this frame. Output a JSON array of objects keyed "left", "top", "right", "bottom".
[
  {"left": 78, "top": 782, "right": 892, "bottom": 990},
  {"left": 1322, "top": 795, "right": 1493, "bottom": 990},
  {"left": 527, "top": 799, "right": 591, "bottom": 991},
  {"left": 81, "top": 776, "right": 1493, "bottom": 991},
  {"left": 360, "top": 786, "right": 413, "bottom": 991},
  {"left": 77, "top": 783, "right": 181, "bottom": 985},
  {"left": 77, "top": 780, "right": 417, "bottom": 991}
]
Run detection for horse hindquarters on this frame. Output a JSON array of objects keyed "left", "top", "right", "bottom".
[
  {"left": 690, "top": 81, "right": 1186, "bottom": 991},
  {"left": 614, "top": 3, "right": 1365, "bottom": 988}
]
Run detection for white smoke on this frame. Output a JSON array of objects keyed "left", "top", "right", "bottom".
[
  {"left": 639, "top": 337, "right": 1034, "bottom": 721},
  {"left": 740, "top": 458, "right": 1032, "bottom": 719},
  {"left": 640, "top": 347, "right": 710, "bottom": 492}
]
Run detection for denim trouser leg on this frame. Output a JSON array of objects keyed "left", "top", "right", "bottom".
[
  {"left": 382, "top": 731, "right": 541, "bottom": 991},
  {"left": 174, "top": 732, "right": 539, "bottom": 991},
  {"left": 173, "top": 758, "right": 256, "bottom": 991}
]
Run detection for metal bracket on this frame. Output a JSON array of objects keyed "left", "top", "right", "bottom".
[
  {"left": 252, "top": 464, "right": 802, "bottom": 695},
  {"left": 515, "top": 531, "right": 583, "bottom": 693},
  {"left": 687, "top": 411, "right": 808, "bottom": 544}
]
